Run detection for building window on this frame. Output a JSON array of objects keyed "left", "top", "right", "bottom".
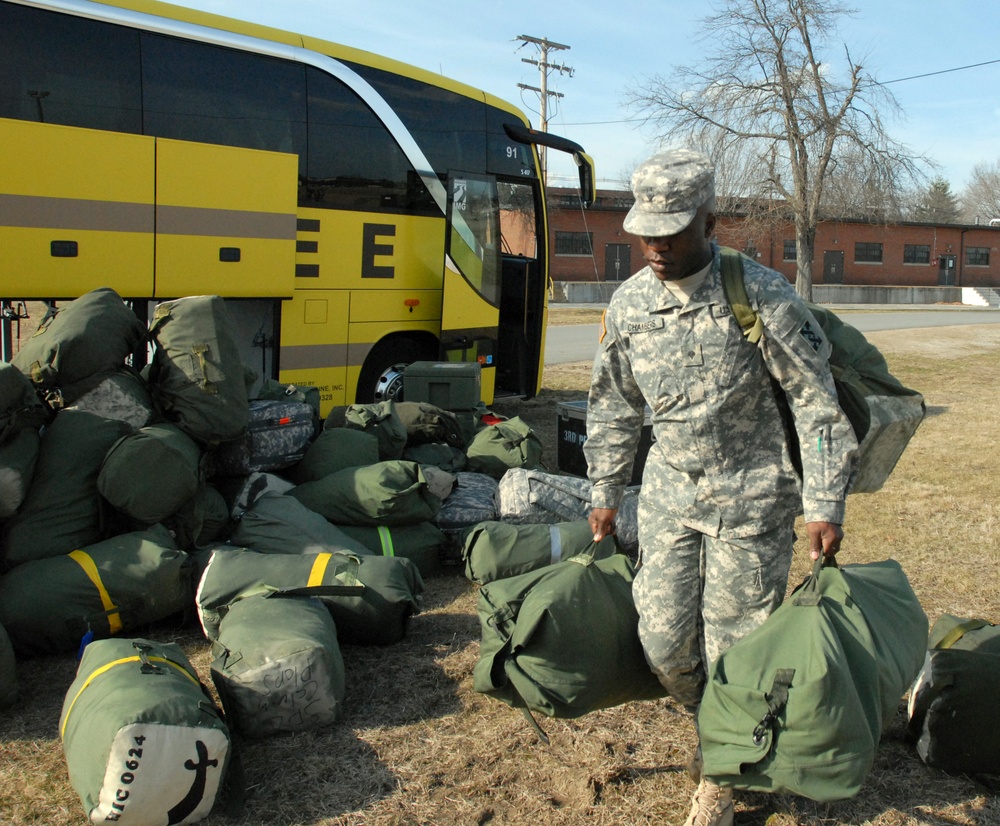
[
  {"left": 782, "top": 240, "right": 796, "bottom": 261},
  {"left": 966, "top": 246, "right": 990, "bottom": 266},
  {"left": 555, "top": 231, "right": 593, "bottom": 256},
  {"left": 854, "top": 242, "right": 883, "bottom": 263},
  {"left": 903, "top": 244, "right": 931, "bottom": 264}
]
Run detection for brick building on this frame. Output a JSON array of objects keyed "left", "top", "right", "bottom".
[{"left": 547, "top": 187, "right": 1000, "bottom": 289}]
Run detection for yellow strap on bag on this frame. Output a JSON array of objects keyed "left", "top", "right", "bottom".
[
  {"left": 307, "top": 552, "right": 332, "bottom": 587},
  {"left": 68, "top": 550, "right": 122, "bottom": 634}
]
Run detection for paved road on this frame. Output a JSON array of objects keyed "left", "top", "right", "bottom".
[{"left": 544, "top": 306, "right": 1000, "bottom": 365}]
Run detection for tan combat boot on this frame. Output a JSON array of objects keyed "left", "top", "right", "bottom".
[{"left": 682, "top": 778, "right": 733, "bottom": 826}]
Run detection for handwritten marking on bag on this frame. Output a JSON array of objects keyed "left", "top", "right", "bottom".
[{"left": 103, "top": 735, "right": 145, "bottom": 821}]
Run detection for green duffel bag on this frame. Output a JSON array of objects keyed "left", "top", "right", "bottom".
[
  {"left": 698, "top": 557, "right": 928, "bottom": 802},
  {"left": 1, "top": 408, "right": 132, "bottom": 568},
  {"left": 474, "top": 553, "right": 667, "bottom": 730},
  {"left": 286, "top": 427, "right": 380, "bottom": 484},
  {"left": 336, "top": 522, "right": 448, "bottom": 578},
  {"left": 323, "top": 400, "right": 407, "bottom": 461},
  {"left": 395, "top": 401, "right": 465, "bottom": 449},
  {"left": 147, "top": 295, "right": 249, "bottom": 447},
  {"left": 61, "top": 637, "right": 231, "bottom": 826},
  {"left": 196, "top": 548, "right": 423, "bottom": 646},
  {"left": 11, "top": 288, "right": 148, "bottom": 406},
  {"left": 402, "top": 441, "right": 467, "bottom": 473},
  {"left": 463, "top": 520, "right": 618, "bottom": 585},
  {"left": 465, "top": 416, "right": 544, "bottom": 479},
  {"left": 0, "top": 360, "right": 52, "bottom": 444},
  {"left": 211, "top": 593, "right": 345, "bottom": 738},
  {"left": 288, "top": 460, "right": 442, "bottom": 527},
  {"left": 907, "top": 613, "right": 1000, "bottom": 776},
  {"left": 230, "top": 493, "right": 371, "bottom": 556},
  {"left": 163, "top": 483, "right": 233, "bottom": 550},
  {"left": 67, "top": 366, "right": 155, "bottom": 431},
  {"left": 0, "top": 524, "right": 191, "bottom": 657},
  {"left": 0, "top": 426, "right": 40, "bottom": 520},
  {"left": 0, "top": 620, "right": 17, "bottom": 709},
  {"left": 98, "top": 423, "right": 204, "bottom": 524}
]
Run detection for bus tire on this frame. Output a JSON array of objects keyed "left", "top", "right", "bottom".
[{"left": 356, "top": 336, "right": 436, "bottom": 404}]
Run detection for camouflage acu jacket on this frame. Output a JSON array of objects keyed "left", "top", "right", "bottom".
[{"left": 585, "top": 244, "right": 858, "bottom": 539}]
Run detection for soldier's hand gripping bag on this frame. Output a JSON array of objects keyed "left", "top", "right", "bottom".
[
  {"left": 474, "top": 553, "right": 667, "bottom": 722},
  {"left": 462, "top": 519, "right": 618, "bottom": 585},
  {"left": 60, "top": 637, "right": 231, "bottom": 826},
  {"left": 146, "top": 295, "right": 249, "bottom": 447},
  {"left": 698, "top": 557, "right": 927, "bottom": 802},
  {"left": 210, "top": 593, "right": 345, "bottom": 738},
  {"left": 11, "top": 288, "right": 147, "bottom": 406},
  {"left": 907, "top": 613, "right": 1000, "bottom": 776}
]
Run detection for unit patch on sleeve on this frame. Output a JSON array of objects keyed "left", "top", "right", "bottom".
[{"left": 799, "top": 319, "right": 823, "bottom": 352}]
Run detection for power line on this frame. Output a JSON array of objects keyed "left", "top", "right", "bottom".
[
  {"left": 556, "top": 56, "right": 1000, "bottom": 127},
  {"left": 515, "top": 34, "right": 573, "bottom": 183}
]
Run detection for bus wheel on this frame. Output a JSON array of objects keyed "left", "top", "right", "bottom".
[{"left": 357, "top": 337, "right": 436, "bottom": 404}]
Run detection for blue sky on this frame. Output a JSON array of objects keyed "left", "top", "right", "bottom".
[{"left": 163, "top": 0, "right": 1000, "bottom": 195}]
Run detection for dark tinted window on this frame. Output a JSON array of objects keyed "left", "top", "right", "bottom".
[
  {"left": 486, "top": 106, "right": 538, "bottom": 179},
  {"left": 303, "top": 67, "right": 435, "bottom": 214},
  {"left": 141, "top": 33, "right": 306, "bottom": 166},
  {"left": 346, "top": 62, "right": 487, "bottom": 177},
  {"left": 0, "top": 2, "right": 141, "bottom": 132}
]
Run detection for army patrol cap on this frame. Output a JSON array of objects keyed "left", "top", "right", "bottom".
[{"left": 623, "top": 148, "right": 715, "bottom": 237}]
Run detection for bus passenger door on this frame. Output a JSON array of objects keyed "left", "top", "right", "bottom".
[{"left": 441, "top": 173, "right": 502, "bottom": 402}]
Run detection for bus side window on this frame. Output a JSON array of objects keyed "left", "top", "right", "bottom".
[
  {"left": 140, "top": 32, "right": 307, "bottom": 167},
  {"left": 302, "top": 67, "right": 434, "bottom": 216},
  {"left": 0, "top": 2, "right": 141, "bottom": 133}
]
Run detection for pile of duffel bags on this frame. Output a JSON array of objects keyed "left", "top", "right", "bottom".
[{"left": 0, "top": 287, "right": 647, "bottom": 824}]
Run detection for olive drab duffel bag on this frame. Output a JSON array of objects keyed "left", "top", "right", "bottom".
[
  {"left": 462, "top": 519, "right": 619, "bottom": 585},
  {"left": 285, "top": 427, "right": 380, "bottom": 484},
  {"left": 907, "top": 613, "right": 1000, "bottom": 776},
  {"left": 196, "top": 548, "right": 423, "bottom": 646},
  {"left": 146, "top": 295, "right": 249, "bottom": 448},
  {"left": 60, "top": 637, "right": 231, "bottom": 826},
  {"left": 698, "top": 557, "right": 928, "bottom": 802},
  {"left": 464, "top": 416, "right": 543, "bottom": 479},
  {"left": 229, "top": 493, "right": 371, "bottom": 557},
  {"left": 11, "top": 288, "right": 148, "bottom": 407},
  {"left": 98, "top": 422, "right": 204, "bottom": 525},
  {"left": 474, "top": 553, "right": 668, "bottom": 734},
  {"left": 210, "top": 593, "right": 346, "bottom": 738},
  {"left": 335, "top": 521, "right": 449, "bottom": 578},
  {"left": 323, "top": 400, "right": 407, "bottom": 461},
  {"left": 0, "top": 523, "right": 191, "bottom": 657},
  {"left": 1, "top": 408, "right": 132, "bottom": 568},
  {"left": 288, "top": 460, "right": 442, "bottom": 527},
  {"left": 721, "top": 247, "right": 925, "bottom": 494},
  {"left": 0, "top": 620, "right": 17, "bottom": 709}
]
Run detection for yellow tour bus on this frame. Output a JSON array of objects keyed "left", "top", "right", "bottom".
[{"left": 0, "top": 0, "right": 594, "bottom": 413}]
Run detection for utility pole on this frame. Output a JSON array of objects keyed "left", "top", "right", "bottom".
[{"left": 516, "top": 35, "right": 572, "bottom": 184}]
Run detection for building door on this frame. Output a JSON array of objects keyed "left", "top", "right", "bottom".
[
  {"left": 823, "top": 250, "right": 844, "bottom": 284},
  {"left": 605, "top": 243, "right": 632, "bottom": 282},
  {"left": 938, "top": 254, "right": 957, "bottom": 285}
]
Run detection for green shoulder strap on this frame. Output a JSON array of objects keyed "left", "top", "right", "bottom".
[{"left": 720, "top": 247, "right": 764, "bottom": 344}]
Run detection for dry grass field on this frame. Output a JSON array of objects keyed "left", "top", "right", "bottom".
[{"left": 1, "top": 306, "right": 999, "bottom": 825}]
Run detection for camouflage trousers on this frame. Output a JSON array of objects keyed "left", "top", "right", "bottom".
[{"left": 632, "top": 508, "right": 794, "bottom": 710}]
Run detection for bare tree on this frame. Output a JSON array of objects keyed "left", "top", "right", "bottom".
[
  {"left": 961, "top": 160, "right": 1000, "bottom": 224},
  {"left": 624, "top": 0, "right": 927, "bottom": 299}
]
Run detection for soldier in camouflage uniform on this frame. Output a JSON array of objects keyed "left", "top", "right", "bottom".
[{"left": 584, "top": 149, "right": 858, "bottom": 826}]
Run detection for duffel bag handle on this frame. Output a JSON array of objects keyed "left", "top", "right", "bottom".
[{"left": 792, "top": 555, "right": 839, "bottom": 607}]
